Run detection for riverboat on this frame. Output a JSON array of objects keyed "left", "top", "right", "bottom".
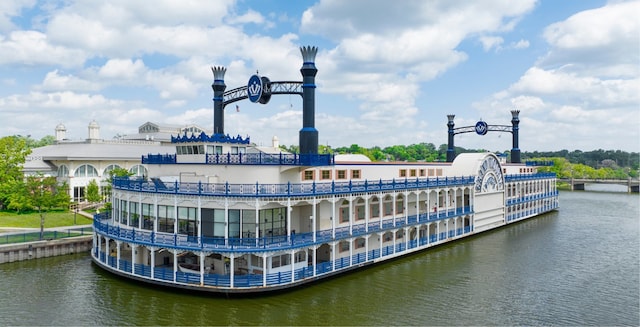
[{"left": 91, "top": 46, "right": 559, "bottom": 294}]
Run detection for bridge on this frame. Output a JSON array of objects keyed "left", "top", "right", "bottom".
[{"left": 558, "top": 178, "right": 639, "bottom": 193}]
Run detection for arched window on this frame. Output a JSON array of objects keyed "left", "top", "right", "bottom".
[
  {"left": 74, "top": 164, "right": 98, "bottom": 177},
  {"left": 103, "top": 164, "right": 122, "bottom": 177},
  {"left": 129, "top": 165, "right": 147, "bottom": 177},
  {"left": 57, "top": 165, "right": 69, "bottom": 177}
]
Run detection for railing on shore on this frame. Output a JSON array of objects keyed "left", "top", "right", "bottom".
[{"left": 0, "top": 227, "right": 93, "bottom": 245}]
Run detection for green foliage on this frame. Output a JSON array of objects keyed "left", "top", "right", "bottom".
[
  {"left": 0, "top": 136, "right": 31, "bottom": 209},
  {"left": 20, "top": 174, "right": 71, "bottom": 239},
  {"left": 534, "top": 157, "right": 636, "bottom": 179},
  {"left": 0, "top": 210, "right": 93, "bottom": 228},
  {"left": 86, "top": 179, "right": 101, "bottom": 203},
  {"left": 102, "top": 167, "right": 134, "bottom": 209}
]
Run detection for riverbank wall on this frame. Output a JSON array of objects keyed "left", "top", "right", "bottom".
[{"left": 0, "top": 236, "right": 92, "bottom": 264}]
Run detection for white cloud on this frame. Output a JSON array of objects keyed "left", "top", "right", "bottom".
[
  {"left": 0, "top": 30, "right": 87, "bottom": 67},
  {"left": 40, "top": 70, "right": 100, "bottom": 91},
  {"left": 479, "top": 36, "right": 504, "bottom": 52}
]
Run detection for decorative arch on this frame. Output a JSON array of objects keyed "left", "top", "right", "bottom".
[
  {"left": 57, "top": 164, "right": 69, "bottom": 177},
  {"left": 74, "top": 164, "right": 98, "bottom": 177},
  {"left": 446, "top": 110, "right": 521, "bottom": 163},
  {"left": 129, "top": 165, "right": 147, "bottom": 177},
  {"left": 103, "top": 164, "right": 122, "bottom": 177}
]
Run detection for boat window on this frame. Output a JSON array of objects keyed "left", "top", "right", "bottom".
[
  {"left": 351, "top": 170, "right": 361, "bottom": 179},
  {"left": 399, "top": 169, "right": 407, "bottom": 178},
  {"left": 339, "top": 241, "right": 349, "bottom": 252},
  {"left": 321, "top": 170, "right": 331, "bottom": 180},
  {"left": 303, "top": 170, "right": 314, "bottom": 181},
  {"left": 337, "top": 170, "right": 346, "bottom": 179}
]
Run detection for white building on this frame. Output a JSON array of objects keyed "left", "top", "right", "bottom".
[{"left": 23, "top": 121, "right": 209, "bottom": 202}]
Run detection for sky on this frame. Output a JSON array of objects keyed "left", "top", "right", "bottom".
[{"left": 0, "top": 0, "right": 638, "bottom": 153}]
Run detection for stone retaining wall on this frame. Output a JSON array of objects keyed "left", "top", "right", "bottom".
[{"left": 0, "top": 236, "right": 93, "bottom": 264}]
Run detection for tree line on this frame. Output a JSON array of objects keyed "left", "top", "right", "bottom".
[{"left": 281, "top": 142, "right": 639, "bottom": 179}]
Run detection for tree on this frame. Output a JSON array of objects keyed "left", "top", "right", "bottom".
[
  {"left": 22, "top": 173, "right": 71, "bottom": 239},
  {"left": 102, "top": 167, "right": 133, "bottom": 212},
  {"left": 0, "top": 136, "right": 31, "bottom": 209},
  {"left": 86, "top": 179, "right": 102, "bottom": 204}
]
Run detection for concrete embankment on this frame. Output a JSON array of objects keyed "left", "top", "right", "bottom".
[{"left": 0, "top": 235, "right": 93, "bottom": 264}]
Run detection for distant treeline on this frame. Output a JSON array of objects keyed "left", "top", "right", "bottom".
[
  {"left": 17, "top": 135, "right": 639, "bottom": 178},
  {"left": 281, "top": 143, "right": 639, "bottom": 179}
]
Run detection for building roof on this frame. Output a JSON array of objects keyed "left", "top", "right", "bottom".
[{"left": 23, "top": 141, "right": 174, "bottom": 172}]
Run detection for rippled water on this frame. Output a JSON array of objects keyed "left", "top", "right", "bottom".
[{"left": 0, "top": 191, "right": 638, "bottom": 326}]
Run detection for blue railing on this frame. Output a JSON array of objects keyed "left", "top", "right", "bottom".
[
  {"left": 142, "top": 152, "right": 335, "bottom": 166},
  {"left": 113, "top": 176, "right": 476, "bottom": 198},
  {"left": 98, "top": 223, "right": 481, "bottom": 289},
  {"left": 94, "top": 206, "right": 474, "bottom": 253},
  {"left": 505, "top": 172, "right": 556, "bottom": 182}
]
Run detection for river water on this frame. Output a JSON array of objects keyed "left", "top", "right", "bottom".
[{"left": 1, "top": 190, "right": 638, "bottom": 326}]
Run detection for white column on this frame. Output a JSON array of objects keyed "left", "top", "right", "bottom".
[
  {"left": 348, "top": 194, "right": 353, "bottom": 235},
  {"left": 173, "top": 197, "right": 178, "bottom": 234},
  {"left": 116, "top": 241, "right": 121, "bottom": 269},
  {"left": 392, "top": 230, "right": 396, "bottom": 253},
  {"left": 255, "top": 198, "right": 259, "bottom": 242},
  {"left": 150, "top": 248, "right": 155, "bottom": 280},
  {"left": 404, "top": 190, "right": 408, "bottom": 225},
  {"left": 131, "top": 244, "right": 136, "bottom": 274},
  {"left": 416, "top": 192, "right": 420, "bottom": 220},
  {"left": 138, "top": 193, "right": 142, "bottom": 229},
  {"left": 287, "top": 198, "right": 292, "bottom": 237},
  {"left": 224, "top": 198, "right": 229, "bottom": 240},
  {"left": 262, "top": 253, "right": 267, "bottom": 287},
  {"left": 153, "top": 196, "right": 158, "bottom": 233},
  {"left": 349, "top": 237, "right": 353, "bottom": 266},
  {"left": 364, "top": 195, "right": 369, "bottom": 232},
  {"left": 290, "top": 250, "right": 295, "bottom": 282},
  {"left": 365, "top": 236, "right": 369, "bottom": 261},
  {"left": 197, "top": 197, "right": 202, "bottom": 246},
  {"left": 199, "top": 252, "right": 205, "bottom": 285},
  {"left": 173, "top": 251, "right": 177, "bottom": 282},
  {"left": 229, "top": 253, "right": 235, "bottom": 288},
  {"left": 312, "top": 198, "right": 317, "bottom": 242},
  {"left": 331, "top": 197, "right": 336, "bottom": 239},
  {"left": 379, "top": 193, "right": 383, "bottom": 229},
  {"left": 405, "top": 227, "right": 409, "bottom": 250},
  {"left": 312, "top": 247, "right": 317, "bottom": 276},
  {"left": 331, "top": 242, "right": 336, "bottom": 271}
]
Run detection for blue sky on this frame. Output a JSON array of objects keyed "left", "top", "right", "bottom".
[{"left": 1, "top": 0, "right": 638, "bottom": 152}]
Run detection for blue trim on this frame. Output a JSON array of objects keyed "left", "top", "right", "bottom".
[
  {"left": 301, "top": 83, "right": 316, "bottom": 88},
  {"left": 93, "top": 205, "right": 478, "bottom": 253},
  {"left": 170, "top": 132, "right": 250, "bottom": 144},
  {"left": 113, "top": 175, "right": 475, "bottom": 198}
]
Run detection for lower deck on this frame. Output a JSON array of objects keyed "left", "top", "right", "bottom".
[{"left": 91, "top": 198, "right": 558, "bottom": 293}]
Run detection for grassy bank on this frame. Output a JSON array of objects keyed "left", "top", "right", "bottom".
[{"left": 0, "top": 210, "right": 93, "bottom": 228}]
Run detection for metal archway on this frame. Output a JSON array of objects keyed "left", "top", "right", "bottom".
[
  {"left": 211, "top": 46, "right": 319, "bottom": 155},
  {"left": 446, "top": 110, "right": 521, "bottom": 163}
]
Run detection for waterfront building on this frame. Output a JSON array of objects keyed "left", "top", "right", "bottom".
[
  {"left": 23, "top": 121, "right": 207, "bottom": 202},
  {"left": 91, "top": 46, "right": 559, "bottom": 293}
]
